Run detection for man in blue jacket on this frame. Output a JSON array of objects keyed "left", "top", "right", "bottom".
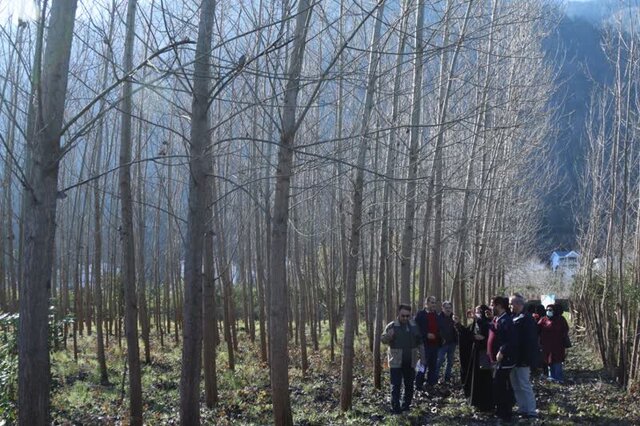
[
  {"left": 509, "top": 293, "right": 539, "bottom": 418},
  {"left": 488, "top": 296, "right": 516, "bottom": 422}
]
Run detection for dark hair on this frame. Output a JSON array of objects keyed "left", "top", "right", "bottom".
[
  {"left": 547, "top": 303, "right": 564, "bottom": 318},
  {"left": 397, "top": 303, "right": 412, "bottom": 313},
  {"left": 475, "top": 304, "right": 490, "bottom": 319},
  {"left": 491, "top": 296, "right": 509, "bottom": 311}
]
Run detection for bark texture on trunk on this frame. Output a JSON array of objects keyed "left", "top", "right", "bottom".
[
  {"left": 18, "top": 0, "right": 78, "bottom": 424},
  {"left": 179, "top": 0, "right": 216, "bottom": 423}
]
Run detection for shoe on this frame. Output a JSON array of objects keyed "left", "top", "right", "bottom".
[
  {"left": 517, "top": 412, "right": 538, "bottom": 419},
  {"left": 424, "top": 385, "right": 435, "bottom": 396},
  {"left": 437, "top": 386, "right": 451, "bottom": 397}
]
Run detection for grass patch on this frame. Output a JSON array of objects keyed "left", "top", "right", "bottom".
[{"left": 34, "top": 321, "right": 640, "bottom": 425}]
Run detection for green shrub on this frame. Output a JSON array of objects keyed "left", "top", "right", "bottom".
[
  {"left": 0, "top": 312, "right": 18, "bottom": 423},
  {"left": 0, "top": 305, "right": 73, "bottom": 422}
]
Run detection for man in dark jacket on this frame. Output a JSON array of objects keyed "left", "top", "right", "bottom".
[
  {"left": 381, "top": 304, "right": 424, "bottom": 414},
  {"left": 488, "top": 296, "right": 516, "bottom": 422},
  {"left": 436, "top": 300, "right": 458, "bottom": 383},
  {"left": 414, "top": 296, "right": 441, "bottom": 392},
  {"left": 509, "top": 293, "right": 538, "bottom": 418}
]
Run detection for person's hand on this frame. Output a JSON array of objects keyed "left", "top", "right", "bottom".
[
  {"left": 427, "top": 333, "right": 436, "bottom": 340},
  {"left": 496, "top": 351, "right": 504, "bottom": 362},
  {"left": 473, "top": 334, "right": 485, "bottom": 341}
]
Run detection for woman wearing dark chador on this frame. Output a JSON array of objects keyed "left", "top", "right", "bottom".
[{"left": 457, "top": 304, "right": 494, "bottom": 412}]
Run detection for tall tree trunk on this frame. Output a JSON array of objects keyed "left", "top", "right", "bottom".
[
  {"left": 399, "top": 0, "right": 426, "bottom": 304},
  {"left": 18, "top": 0, "right": 78, "bottom": 423},
  {"left": 119, "top": 0, "right": 143, "bottom": 423},
  {"left": 374, "top": 0, "right": 410, "bottom": 388},
  {"left": 92, "top": 6, "right": 115, "bottom": 380},
  {"left": 340, "top": 0, "right": 385, "bottom": 411},
  {"left": 269, "top": 1, "right": 314, "bottom": 423},
  {"left": 179, "top": 1, "right": 216, "bottom": 422}
]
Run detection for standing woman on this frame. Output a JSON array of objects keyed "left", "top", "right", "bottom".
[
  {"left": 459, "top": 304, "right": 494, "bottom": 412},
  {"left": 538, "top": 303, "right": 570, "bottom": 383}
]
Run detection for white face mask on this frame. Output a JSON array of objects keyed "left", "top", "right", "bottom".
[{"left": 546, "top": 310, "right": 554, "bottom": 318}]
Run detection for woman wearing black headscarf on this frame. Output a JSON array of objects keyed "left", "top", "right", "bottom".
[{"left": 457, "top": 304, "right": 494, "bottom": 412}]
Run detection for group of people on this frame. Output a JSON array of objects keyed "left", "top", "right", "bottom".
[{"left": 381, "top": 294, "right": 570, "bottom": 421}]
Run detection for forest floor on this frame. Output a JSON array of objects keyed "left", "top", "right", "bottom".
[{"left": 48, "top": 325, "right": 640, "bottom": 425}]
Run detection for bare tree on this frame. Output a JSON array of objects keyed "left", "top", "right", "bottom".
[
  {"left": 269, "top": 1, "right": 314, "bottom": 423},
  {"left": 179, "top": 0, "right": 216, "bottom": 422},
  {"left": 118, "top": 0, "right": 143, "bottom": 423},
  {"left": 340, "top": 0, "right": 386, "bottom": 411},
  {"left": 18, "top": 0, "right": 78, "bottom": 423}
]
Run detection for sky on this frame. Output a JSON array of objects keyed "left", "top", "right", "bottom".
[{"left": 0, "top": 0, "right": 39, "bottom": 23}]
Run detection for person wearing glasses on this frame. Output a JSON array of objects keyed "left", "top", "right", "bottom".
[{"left": 381, "top": 304, "right": 424, "bottom": 414}]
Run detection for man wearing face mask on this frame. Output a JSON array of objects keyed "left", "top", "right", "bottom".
[{"left": 538, "top": 303, "right": 570, "bottom": 382}]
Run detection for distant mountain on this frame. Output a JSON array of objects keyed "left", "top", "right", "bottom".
[
  {"left": 565, "top": 0, "right": 612, "bottom": 23},
  {"left": 539, "top": 2, "right": 614, "bottom": 253},
  {"left": 566, "top": 0, "right": 640, "bottom": 28}
]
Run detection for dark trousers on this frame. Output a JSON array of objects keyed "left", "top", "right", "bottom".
[
  {"left": 415, "top": 344, "right": 439, "bottom": 388},
  {"left": 493, "top": 368, "right": 515, "bottom": 421},
  {"left": 390, "top": 365, "right": 415, "bottom": 411}
]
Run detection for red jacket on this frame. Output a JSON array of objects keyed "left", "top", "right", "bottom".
[{"left": 538, "top": 315, "right": 569, "bottom": 364}]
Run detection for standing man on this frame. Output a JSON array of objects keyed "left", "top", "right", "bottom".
[
  {"left": 509, "top": 293, "right": 539, "bottom": 419},
  {"left": 436, "top": 300, "right": 458, "bottom": 384},
  {"left": 414, "top": 296, "right": 441, "bottom": 393},
  {"left": 381, "top": 304, "right": 424, "bottom": 414},
  {"left": 488, "top": 296, "right": 516, "bottom": 422}
]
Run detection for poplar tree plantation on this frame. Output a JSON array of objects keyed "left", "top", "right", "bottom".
[{"left": 0, "top": 0, "right": 640, "bottom": 424}]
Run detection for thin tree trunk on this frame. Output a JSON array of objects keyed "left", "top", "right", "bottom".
[
  {"left": 203, "top": 210, "right": 218, "bottom": 407},
  {"left": 91, "top": 12, "right": 113, "bottom": 380},
  {"left": 118, "top": 0, "right": 143, "bottom": 423},
  {"left": 399, "top": 0, "right": 426, "bottom": 304},
  {"left": 340, "top": 1, "right": 385, "bottom": 411},
  {"left": 374, "top": 0, "right": 410, "bottom": 388}
]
